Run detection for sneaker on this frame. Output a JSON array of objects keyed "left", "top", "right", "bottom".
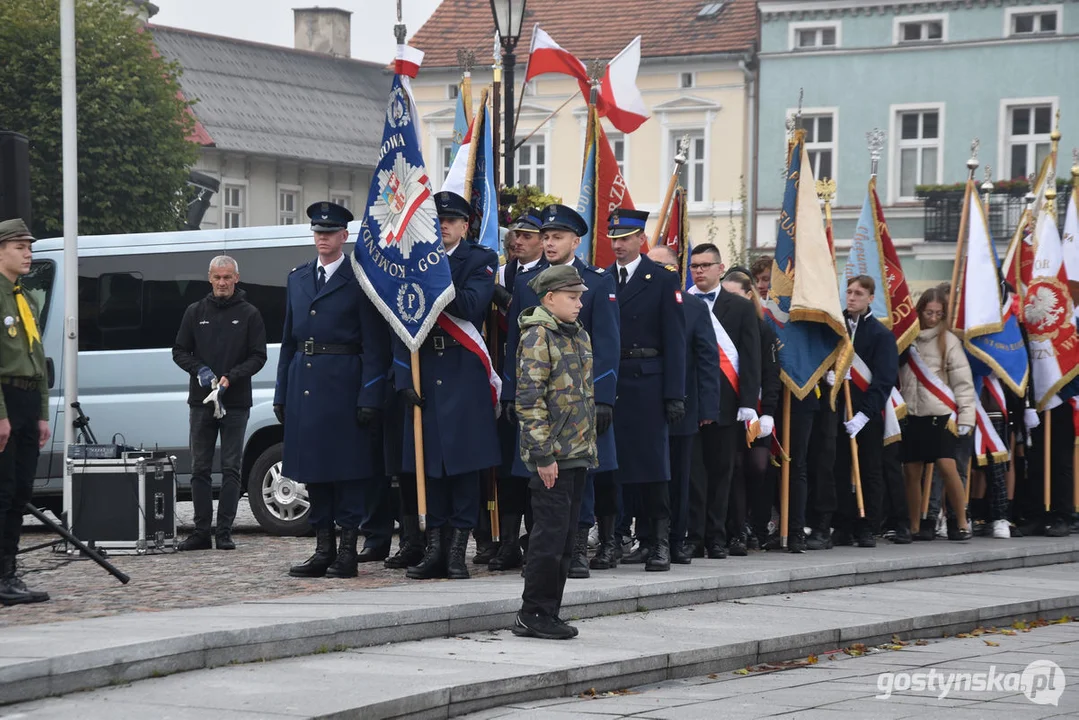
[
  {"left": 1046, "top": 519, "right": 1071, "bottom": 537},
  {"left": 935, "top": 514, "right": 948, "bottom": 539},
  {"left": 512, "top": 611, "right": 575, "bottom": 640},
  {"left": 787, "top": 533, "right": 806, "bottom": 554},
  {"left": 554, "top": 616, "right": 580, "bottom": 638},
  {"left": 177, "top": 534, "right": 212, "bottom": 551},
  {"left": 992, "top": 520, "right": 1011, "bottom": 539},
  {"left": 728, "top": 538, "right": 748, "bottom": 557}
]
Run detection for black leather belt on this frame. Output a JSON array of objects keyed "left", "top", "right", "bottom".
[
  {"left": 426, "top": 332, "right": 462, "bottom": 351},
  {"left": 1, "top": 377, "right": 38, "bottom": 391},
  {"left": 302, "top": 341, "right": 361, "bottom": 355},
  {"left": 621, "top": 348, "right": 660, "bottom": 359}
]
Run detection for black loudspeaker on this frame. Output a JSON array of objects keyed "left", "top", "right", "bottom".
[{"left": 0, "top": 131, "right": 32, "bottom": 227}]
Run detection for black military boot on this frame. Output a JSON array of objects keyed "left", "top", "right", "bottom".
[
  {"left": 489, "top": 514, "right": 523, "bottom": 571},
  {"left": 622, "top": 536, "right": 652, "bottom": 564},
  {"left": 568, "top": 527, "right": 591, "bottom": 578},
  {"left": 447, "top": 528, "right": 471, "bottom": 580},
  {"left": 0, "top": 555, "right": 48, "bottom": 605},
  {"left": 288, "top": 527, "right": 337, "bottom": 578},
  {"left": 407, "top": 526, "right": 447, "bottom": 579},
  {"left": 325, "top": 528, "right": 360, "bottom": 578},
  {"left": 385, "top": 514, "right": 425, "bottom": 569},
  {"left": 472, "top": 520, "right": 498, "bottom": 565},
  {"left": 590, "top": 515, "right": 619, "bottom": 570},
  {"left": 646, "top": 518, "right": 671, "bottom": 572},
  {"left": 805, "top": 527, "right": 833, "bottom": 550}
]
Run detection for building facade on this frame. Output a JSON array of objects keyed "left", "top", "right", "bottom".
[{"left": 757, "top": 0, "right": 1079, "bottom": 288}]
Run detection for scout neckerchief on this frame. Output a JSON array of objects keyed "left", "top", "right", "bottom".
[{"left": 12, "top": 284, "right": 41, "bottom": 350}]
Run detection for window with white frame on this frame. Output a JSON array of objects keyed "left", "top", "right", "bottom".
[
  {"left": 1006, "top": 104, "right": 1054, "bottom": 180},
  {"left": 673, "top": 130, "right": 706, "bottom": 204},
  {"left": 330, "top": 193, "right": 352, "bottom": 211},
  {"left": 278, "top": 188, "right": 299, "bottom": 225},
  {"left": 438, "top": 138, "right": 455, "bottom": 184},
  {"left": 802, "top": 114, "right": 835, "bottom": 181},
  {"left": 680, "top": 72, "right": 694, "bottom": 89},
  {"left": 1008, "top": 7, "right": 1060, "bottom": 36},
  {"left": 516, "top": 137, "right": 546, "bottom": 190},
  {"left": 608, "top": 132, "right": 626, "bottom": 177},
  {"left": 223, "top": 184, "right": 245, "bottom": 229},
  {"left": 896, "top": 109, "right": 941, "bottom": 199},
  {"left": 794, "top": 25, "right": 838, "bottom": 49},
  {"left": 447, "top": 84, "right": 459, "bottom": 100},
  {"left": 898, "top": 17, "right": 944, "bottom": 43}
]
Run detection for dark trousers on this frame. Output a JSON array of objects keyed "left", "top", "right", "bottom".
[
  {"left": 834, "top": 415, "right": 885, "bottom": 534},
  {"left": 0, "top": 386, "right": 40, "bottom": 557},
  {"left": 687, "top": 422, "right": 737, "bottom": 547},
  {"left": 881, "top": 442, "right": 908, "bottom": 531},
  {"left": 1026, "top": 402, "right": 1075, "bottom": 522},
  {"left": 784, "top": 411, "right": 813, "bottom": 536},
  {"left": 628, "top": 482, "right": 673, "bottom": 544},
  {"left": 427, "top": 471, "right": 480, "bottom": 529},
  {"left": 521, "top": 465, "right": 587, "bottom": 618},
  {"left": 308, "top": 480, "right": 377, "bottom": 530},
  {"left": 360, "top": 476, "right": 394, "bottom": 550},
  {"left": 669, "top": 434, "right": 694, "bottom": 544},
  {"left": 188, "top": 405, "right": 248, "bottom": 536},
  {"left": 806, "top": 401, "right": 838, "bottom": 531},
  {"left": 497, "top": 474, "right": 529, "bottom": 516}
]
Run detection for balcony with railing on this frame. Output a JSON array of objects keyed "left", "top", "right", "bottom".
[{"left": 920, "top": 181, "right": 1072, "bottom": 243}]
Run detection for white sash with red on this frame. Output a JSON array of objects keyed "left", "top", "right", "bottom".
[
  {"left": 906, "top": 345, "right": 958, "bottom": 434},
  {"left": 973, "top": 376, "right": 1009, "bottom": 466},
  {"left": 849, "top": 353, "right": 903, "bottom": 444},
  {"left": 709, "top": 313, "right": 740, "bottom": 395},
  {"left": 436, "top": 312, "right": 502, "bottom": 411}
]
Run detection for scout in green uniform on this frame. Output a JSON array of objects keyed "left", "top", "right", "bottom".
[{"left": 0, "top": 219, "right": 50, "bottom": 606}]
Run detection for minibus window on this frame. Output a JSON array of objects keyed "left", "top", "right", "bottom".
[{"left": 21, "top": 260, "right": 56, "bottom": 332}]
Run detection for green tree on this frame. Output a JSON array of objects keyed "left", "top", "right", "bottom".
[{"left": 0, "top": 0, "right": 198, "bottom": 238}]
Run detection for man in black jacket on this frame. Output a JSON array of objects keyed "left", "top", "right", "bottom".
[{"left": 172, "top": 255, "right": 267, "bottom": 551}]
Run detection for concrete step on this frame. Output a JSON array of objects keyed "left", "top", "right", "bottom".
[
  {"left": 5, "top": 563, "right": 1079, "bottom": 719},
  {"left": 1, "top": 536, "right": 1077, "bottom": 707}
]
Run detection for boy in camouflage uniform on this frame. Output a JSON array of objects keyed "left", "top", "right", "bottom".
[{"left": 513, "top": 265, "right": 596, "bottom": 640}]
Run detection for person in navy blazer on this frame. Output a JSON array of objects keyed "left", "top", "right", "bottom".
[
  {"left": 393, "top": 191, "right": 500, "bottom": 581},
  {"left": 274, "top": 201, "right": 391, "bottom": 580},
  {"left": 647, "top": 245, "right": 720, "bottom": 565},
  {"left": 502, "top": 205, "right": 620, "bottom": 577},
  {"left": 608, "top": 209, "right": 687, "bottom": 572}
]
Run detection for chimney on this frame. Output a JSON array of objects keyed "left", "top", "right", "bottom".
[
  {"left": 124, "top": 0, "right": 160, "bottom": 23},
  {"left": 293, "top": 7, "right": 352, "bottom": 58}
]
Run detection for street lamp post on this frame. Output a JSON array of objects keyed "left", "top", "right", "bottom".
[{"left": 490, "top": 0, "right": 527, "bottom": 190}]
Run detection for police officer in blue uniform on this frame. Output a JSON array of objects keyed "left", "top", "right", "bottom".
[
  {"left": 395, "top": 191, "right": 500, "bottom": 581},
  {"left": 503, "top": 205, "right": 620, "bottom": 575},
  {"left": 276, "top": 201, "right": 391, "bottom": 579},
  {"left": 608, "top": 209, "right": 686, "bottom": 572}
]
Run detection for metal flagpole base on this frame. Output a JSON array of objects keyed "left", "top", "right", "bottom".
[{"left": 418, "top": 514, "right": 427, "bottom": 532}]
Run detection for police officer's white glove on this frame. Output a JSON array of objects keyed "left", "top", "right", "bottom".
[
  {"left": 844, "top": 411, "right": 869, "bottom": 438},
  {"left": 736, "top": 407, "right": 758, "bottom": 425},
  {"left": 825, "top": 370, "right": 836, "bottom": 387},
  {"left": 758, "top": 414, "right": 774, "bottom": 436},
  {"left": 1024, "top": 408, "right": 1040, "bottom": 430},
  {"left": 958, "top": 424, "right": 973, "bottom": 436}
]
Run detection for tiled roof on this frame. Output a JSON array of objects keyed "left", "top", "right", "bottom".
[
  {"left": 151, "top": 25, "right": 389, "bottom": 167},
  {"left": 409, "top": 0, "right": 758, "bottom": 69}
]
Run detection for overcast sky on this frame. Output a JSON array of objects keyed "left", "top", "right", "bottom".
[{"left": 153, "top": 0, "right": 443, "bottom": 64}]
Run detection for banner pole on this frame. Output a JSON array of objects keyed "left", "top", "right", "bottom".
[
  {"left": 780, "top": 387, "right": 791, "bottom": 548},
  {"left": 650, "top": 136, "right": 688, "bottom": 248},
  {"left": 843, "top": 380, "right": 865, "bottom": 518},
  {"left": 1044, "top": 410, "right": 1052, "bottom": 513},
  {"left": 411, "top": 351, "right": 428, "bottom": 531},
  {"left": 513, "top": 90, "right": 581, "bottom": 151}
]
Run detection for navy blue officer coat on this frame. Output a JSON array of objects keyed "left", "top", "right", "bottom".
[
  {"left": 609, "top": 255, "right": 687, "bottom": 483},
  {"left": 274, "top": 257, "right": 390, "bottom": 484},
  {"left": 504, "top": 256, "right": 621, "bottom": 475},
  {"left": 393, "top": 240, "right": 501, "bottom": 479},
  {"left": 674, "top": 292, "right": 721, "bottom": 437}
]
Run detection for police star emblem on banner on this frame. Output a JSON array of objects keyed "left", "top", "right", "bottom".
[{"left": 370, "top": 155, "right": 438, "bottom": 260}]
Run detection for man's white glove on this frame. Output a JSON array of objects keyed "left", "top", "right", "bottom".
[
  {"left": 958, "top": 424, "right": 972, "bottom": 436},
  {"left": 758, "top": 415, "right": 775, "bottom": 436},
  {"left": 1024, "top": 408, "right": 1040, "bottom": 430},
  {"left": 737, "top": 407, "right": 759, "bottom": 425},
  {"left": 202, "top": 379, "right": 227, "bottom": 419},
  {"left": 844, "top": 411, "right": 869, "bottom": 438},
  {"left": 825, "top": 370, "right": 836, "bottom": 387}
]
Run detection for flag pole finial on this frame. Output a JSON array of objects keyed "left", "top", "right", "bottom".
[
  {"left": 795, "top": 88, "right": 804, "bottom": 130},
  {"left": 1050, "top": 109, "right": 1062, "bottom": 152},
  {"left": 1025, "top": 172, "right": 1037, "bottom": 206},
  {"left": 457, "top": 49, "right": 475, "bottom": 76},
  {"left": 966, "top": 138, "right": 980, "bottom": 180},
  {"left": 587, "top": 59, "right": 606, "bottom": 106},
  {"left": 981, "top": 166, "right": 994, "bottom": 207},
  {"left": 866, "top": 128, "right": 885, "bottom": 177},
  {"left": 675, "top": 135, "right": 690, "bottom": 165},
  {"left": 815, "top": 178, "right": 836, "bottom": 205},
  {"left": 394, "top": 0, "right": 406, "bottom": 44}
]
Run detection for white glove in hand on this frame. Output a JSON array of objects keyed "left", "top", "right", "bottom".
[
  {"left": 825, "top": 370, "right": 836, "bottom": 387},
  {"left": 958, "top": 424, "right": 972, "bottom": 436},
  {"left": 1024, "top": 408, "right": 1040, "bottom": 430},
  {"left": 736, "top": 407, "right": 759, "bottom": 425},
  {"left": 202, "top": 379, "right": 227, "bottom": 419},
  {"left": 844, "top": 369, "right": 852, "bottom": 381},
  {"left": 758, "top": 415, "right": 775, "bottom": 436},
  {"left": 844, "top": 411, "right": 869, "bottom": 438}
]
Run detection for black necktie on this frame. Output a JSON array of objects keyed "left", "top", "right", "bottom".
[
  {"left": 618, "top": 267, "right": 628, "bottom": 290},
  {"left": 316, "top": 266, "right": 326, "bottom": 293}
]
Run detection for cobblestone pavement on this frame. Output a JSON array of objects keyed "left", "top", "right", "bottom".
[
  {"left": 463, "top": 619, "right": 1079, "bottom": 719},
  {"left": 4, "top": 501, "right": 496, "bottom": 629}
]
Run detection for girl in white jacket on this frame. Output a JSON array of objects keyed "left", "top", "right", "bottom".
[{"left": 898, "top": 287, "right": 975, "bottom": 541}]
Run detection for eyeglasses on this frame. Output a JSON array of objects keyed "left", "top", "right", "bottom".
[{"left": 690, "top": 262, "right": 719, "bottom": 271}]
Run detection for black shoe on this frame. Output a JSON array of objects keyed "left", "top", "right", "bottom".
[
  {"left": 1009, "top": 523, "right": 1024, "bottom": 538},
  {"left": 357, "top": 544, "right": 390, "bottom": 563},
  {"left": 590, "top": 515, "right": 619, "bottom": 570},
  {"left": 215, "top": 529, "right": 236, "bottom": 551},
  {"left": 325, "top": 528, "right": 360, "bottom": 578},
  {"left": 671, "top": 541, "right": 693, "bottom": 565},
  {"left": 805, "top": 529, "right": 832, "bottom": 550},
  {"left": 727, "top": 537, "right": 748, "bottom": 557},
  {"left": 911, "top": 526, "right": 935, "bottom": 541},
  {"left": 973, "top": 520, "right": 992, "bottom": 538},
  {"left": 447, "top": 527, "right": 471, "bottom": 579},
  {"left": 512, "top": 611, "right": 576, "bottom": 640},
  {"left": 0, "top": 557, "right": 48, "bottom": 605},
  {"left": 832, "top": 529, "right": 854, "bottom": 547},
  {"left": 788, "top": 533, "right": 806, "bottom": 554},
  {"left": 646, "top": 518, "right": 671, "bottom": 572},
  {"left": 489, "top": 514, "right": 523, "bottom": 570},
  {"left": 856, "top": 531, "right": 876, "bottom": 548},
  {"left": 1046, "top": 519, "right": 1071, "bottom": 537},
  {"left": 568, "top": 527, "right": 591, "bottom": 578},
  {"left": 706, "top": 543, "right": 728, "bottom": 559},
  {"left": 407, "top": 527, "right": 448, "bottom": 579},
  {"left": 1018, "top": 520, "right": 1044, "bottom": 536},
  {"left": 622, "top": 542, "right": 652, "bottom": 564},
  {"left": 687, "top": 542, "right": 705, "bottom": 558},
  {"left": 385, "top": 514, "right": 425, "bottom": 569},
  {"left": 472, "top": 541, "right": 499, "bottom": 565},
  {"left": 177, "top": 533, "right": 213, "bottom": 552},
  {"left": 949, "top": 527, "right": 973, "bottom": 541},
  {"left": 554, "top": 616, "right": 580, "bottom": 638},
  {"left": 746, "top": 535, "right": 761, "bottom": 551},
  {"left": 891, "top": 526, "right": 912, "bottom": 545},
  {"left": 289, "top": 527, "right": 337, "bottom": 577}
]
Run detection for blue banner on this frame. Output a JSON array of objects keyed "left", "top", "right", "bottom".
[
  {"left": 352, "top": 75, "right": 455, "bottom": 352},
  {"left": 467, "top": 103, "right": 500, "bottom": 253},
  {"left": 450, "top": 89, "right": 468, "bottom": 165},
  {"left": 575, "top": 135, "right": 597, "bottom": 263},
  {"left": 845, "top": 188, "right": 888, "bottom": 320}
]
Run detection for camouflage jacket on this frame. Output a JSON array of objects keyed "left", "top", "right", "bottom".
[{"left": 515, "top": 305, "right": 597, "bottom": 471}]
